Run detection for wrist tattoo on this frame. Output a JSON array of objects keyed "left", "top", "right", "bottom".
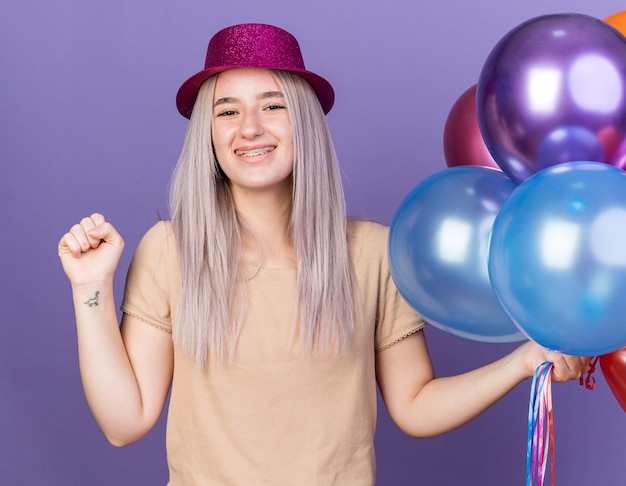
[{"left": 84, "top": 291, "right": 100, "bottom": 307}]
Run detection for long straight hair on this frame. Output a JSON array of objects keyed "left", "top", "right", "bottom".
[{"left": 169, "top": 69, "right": 355, "bottom": 368}]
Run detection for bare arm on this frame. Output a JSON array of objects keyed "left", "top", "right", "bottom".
[
  {"left": 376, "top": 331, "right": 589, "bottom": 438},
  {"left": 59, "top": 214, "right": 173, "bottom": 446}
]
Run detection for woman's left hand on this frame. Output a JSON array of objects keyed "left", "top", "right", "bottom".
[{"left": 519, "top": 340, "right": 592, "bottom": 382}]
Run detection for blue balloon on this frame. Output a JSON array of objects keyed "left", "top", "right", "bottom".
[
  {"left": 389, "top": 166, "right": 524, "bottom": 342},
  {"left": 489, "top": 161, "right": 626, "bottom": 355}
]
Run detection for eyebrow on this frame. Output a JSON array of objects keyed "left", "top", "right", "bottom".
[{"left": 213, "top": 91, "right": 285, "bottom": 108}]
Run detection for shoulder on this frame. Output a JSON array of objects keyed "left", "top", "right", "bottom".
[
  {"left": 348, "top": 219, "right": 389, "bottom": 241},
  {"left": 133, "top": 220, "right": 177, "bottom": 262},
  {"left": 348, "top": 219, "right": 390, "bottom": 265},
  {"left": 142, "top": 219, "right": 173, "bottom": 240},
  {"left": 348, "top": 219, "right": 389, "bottom": 247},
  {"left": 138, "top": 220, "right": 174, "bottom": 245}
]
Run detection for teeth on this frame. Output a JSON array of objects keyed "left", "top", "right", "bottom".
[{"left": 236, "top": 147, "right": 273, "bottom": 157}]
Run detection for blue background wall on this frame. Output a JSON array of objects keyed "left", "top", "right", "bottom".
[{"left": 2, "top": 0, "right": 625, "bottom": 484}]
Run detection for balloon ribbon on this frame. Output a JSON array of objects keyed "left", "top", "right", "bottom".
[
  {"left": 579, "top": 356, "right": 598, "bottom": 390},
  {"left": 526, "top": 362, "right": 554, "bottom": 486}
]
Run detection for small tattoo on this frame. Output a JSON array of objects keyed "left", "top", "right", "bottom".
[{"left": 84, "top": 291, "right": 100, "bottom": 307}]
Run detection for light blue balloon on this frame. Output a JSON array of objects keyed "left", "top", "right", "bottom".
[
  {"left": 489, "top": 161, "right": 626, "bottom": 355},
  {"left": 389, "top": 166, "right": 524, "bottom": 342}
]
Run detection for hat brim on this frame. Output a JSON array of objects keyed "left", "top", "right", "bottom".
[{"left": 176, "top": 67, "right": 335, "bottom": 118}]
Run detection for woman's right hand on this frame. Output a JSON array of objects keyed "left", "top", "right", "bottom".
[{"left": 58, "top": 213, "right": 125, "bottom": 288}]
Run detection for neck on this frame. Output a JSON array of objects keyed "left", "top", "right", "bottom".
[{"left": 232, "top": 185, "right": 295, "bottom": 269}]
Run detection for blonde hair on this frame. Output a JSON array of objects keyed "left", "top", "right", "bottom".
[{"left": 169, "top": 70, "right": 355, "bottom": 368}]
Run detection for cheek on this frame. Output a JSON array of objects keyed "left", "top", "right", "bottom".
[
  {"left": 280, "top": 126, "right": 294, "bottom": 152},
  {"left": 212, "top": 144, "right": 225, "bottom": 163},
  {"left": 211, "top": 129, "right": 230, "bottom": 159}
]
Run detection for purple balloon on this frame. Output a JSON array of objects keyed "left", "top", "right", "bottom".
[
  {"left": 477, "top": 14, "right": 626, "bottom": 184},
  {"left": 537, "top": 126, "right": 605, "bottom": 170}
]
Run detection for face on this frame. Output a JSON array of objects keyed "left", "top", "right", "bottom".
[{"left": 211, "top": 68, "right": 294, "bottom": 197}]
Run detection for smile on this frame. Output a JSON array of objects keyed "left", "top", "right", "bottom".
[{"left": 235, "top": 147, "right": 275, "bottom": 157}]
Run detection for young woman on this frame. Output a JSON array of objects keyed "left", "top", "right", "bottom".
[{"left": 58, "top": 23, "right": 589, "bottom": 485}]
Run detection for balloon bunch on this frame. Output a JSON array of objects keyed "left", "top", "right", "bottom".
[{"left": 390, "top": 11, "right": 626, "bottom": 405}]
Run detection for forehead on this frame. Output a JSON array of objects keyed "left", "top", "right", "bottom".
[{"left": 213, "top": 68, "right": 281, "bottom": 96}]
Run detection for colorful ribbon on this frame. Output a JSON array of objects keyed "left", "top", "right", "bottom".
[{"left": 526, "top": 362, "right": 554, "bottom": 486}]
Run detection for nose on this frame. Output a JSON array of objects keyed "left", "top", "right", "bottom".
[{"left": 239, "top": 110, "right": 264, "bottom": 139}]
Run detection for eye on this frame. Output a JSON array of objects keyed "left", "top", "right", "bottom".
[
  {"left": 265, "top": 103, "right": 286, "bottom": 111},
  {"left": 216, "top": 109, "right": 237, "bottom": 117}
]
